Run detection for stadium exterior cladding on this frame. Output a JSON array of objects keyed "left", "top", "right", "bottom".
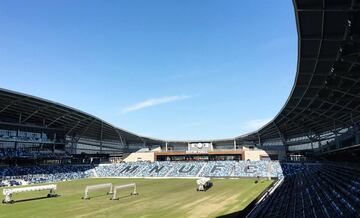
[{"left": 0, "top": 0, "right": 359, "bottom": 153}]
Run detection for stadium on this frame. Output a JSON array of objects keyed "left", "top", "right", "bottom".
[{"left": 1, "top": 0, "right": 360, "bottom": 217}]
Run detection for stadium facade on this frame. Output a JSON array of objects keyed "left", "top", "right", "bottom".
[{"left": 1, "top": 0, "right": 360, "bottom": 164}]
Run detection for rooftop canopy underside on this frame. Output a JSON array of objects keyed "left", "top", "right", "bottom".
[
  {"left": 242, "top": 0, "right": 360, "bottom": 142},
  {"left": 0, "top": 88, "right": 145, "bottom": 144}
]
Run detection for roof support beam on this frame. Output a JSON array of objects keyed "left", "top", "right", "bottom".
[
  {"left": 47, "top": 112, "right": 75, "bottom": 127},
  {"left": 21, "top": 105, "right": 52, "bottom": 124},
  {"left": 114, "top": 128, "right": 126, "bottom": 147},
  {"left": 301, "top": 73, "right": 358, "bottom": 83},
  {"left": 65, "top": 120, "right": 82, "bottom": 136},
  {"left": 320, "top": 99, "right": 360, "bottom": 114},
  {"left": 0, "top": 98, "right": 27, "bottom": 114},
  {"left": 257, "top": 132, "right": 262, "bottom": 146},
  {"left": 327, "top": 87, "right": 360, "bottom": 99},
  {"left": 310, "top": 110, "right": 352, "bottom": 128},
  {"left": 279, "top": 114, "right": 317, "bottom": 142},
  {"left": 273, "top": 123, "right": 286, "bottom": 146},
  {"left": 297, "top": 9, "right": 360, "bottom": 12},
  {"left": 74, "top": 119, "right": 97, "bottom": 141}
]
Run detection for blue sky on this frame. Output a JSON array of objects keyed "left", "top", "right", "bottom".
[{"left": 0, "top": 0, "right": 297, "bottom": 140}]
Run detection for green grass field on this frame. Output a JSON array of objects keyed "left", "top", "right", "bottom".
[{"left": 0, "top": 178, "right": 273, "bottom": 218}]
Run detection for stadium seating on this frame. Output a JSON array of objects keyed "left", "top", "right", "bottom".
[
  {"left": 166, "top": 162, "right": 205, "bottom": 177},
  {"left": 94, "top": 161, "right": 283, "bottom": 178},
  {"left": 198, "top": 161, "right": 235, "bottom": 177},
  {"left": 0, "top": 148, "right": 69, "bottom": 160},
  {"left": 0, "top": 161, "right": 284, "bottom": 185},
  {"left": 249, "top": 164, "right": 360, "bottom": 218},
  {"left": 0, "top": 165, "right": 92, "bottom": 184},
  {"left": 233, "top": 161, "right": 284, "bottom": 178},
  {"left": 137, "top": 161, "right": 173, "bottom": 177}
]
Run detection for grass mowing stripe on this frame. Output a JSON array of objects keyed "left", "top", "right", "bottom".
[{"left": 0, "top": 178, "right": 272, "bottom": 218}]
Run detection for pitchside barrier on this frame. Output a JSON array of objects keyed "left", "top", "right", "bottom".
[
  {"left": 82, "top": 183, "right": 113, "bottom": 200},
  {"left": 110, "top": 183, "right": 138, "bottom": 200},
  {"left": 2, "top": 184, "right": 58, "bottom": 204}
]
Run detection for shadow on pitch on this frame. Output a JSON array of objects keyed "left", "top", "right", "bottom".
[
  {"left": 111, "top": 194, "right": 138, "bottom": 200},
  {"left": 5, "top": 195, "right": 61, "bottom": 204},
  {"left": 85, "top": 194, "right": 135, "bottom": 200},
  {"left": 216, "top": 179, "right": 277, "bottom": 218}
]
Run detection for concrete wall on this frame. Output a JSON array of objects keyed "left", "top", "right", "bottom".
[
  {"left": 243, "top": 148, "right": 286, "bottom": 161},
  {"left": 124, "top": 152, "right": 155, "bottom": 162}
]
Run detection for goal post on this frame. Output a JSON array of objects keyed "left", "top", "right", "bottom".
[
  {"left": 82, "top": 183, "right": 113, "bottom": 200},
  {"left": 2, "top": 184, "right": 58, "bottom": 204},
  {"left": 110, "top": 183, "right": 138, "bottom": 200}
]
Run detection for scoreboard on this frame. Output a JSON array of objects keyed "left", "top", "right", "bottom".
[{"left": 187, "top": 142, "right": 212, "bottom": 154}]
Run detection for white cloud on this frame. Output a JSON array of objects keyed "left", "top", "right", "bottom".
[
  {"left": 243, "top": 118, "right": 272, "bottom": 131},
  {"left": 121, "top": 95, "right": 191, "bottom": 114}
]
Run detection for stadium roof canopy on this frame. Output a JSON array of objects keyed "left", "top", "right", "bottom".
[
  {"left": 241, "top": 0, "right": 360, "bottom": 143},
  {"left": 0, "top": 0, "right": 359, "bottom": 147},
  {"left": 0, "top": 88, "right": 147, "bottom": 144}
]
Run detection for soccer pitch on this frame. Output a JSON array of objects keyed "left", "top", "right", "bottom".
[{"left": 0, "top": 178, "right": 273, "bottom": 218}]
